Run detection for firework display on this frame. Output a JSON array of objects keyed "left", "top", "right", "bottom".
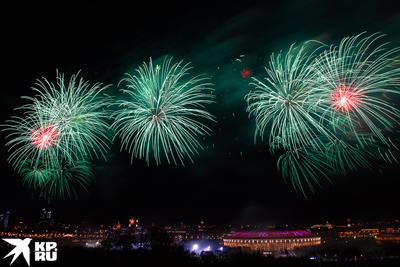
[
  {"left": 2, "top": 33, "right": 400, "bottom": 200},
  {"left": 246, "top": 33, "right": 400, "bottom": 196},
  {"left": 245, "top": 43, "right": 330, "bottom": 154},
  {"left": 313, "top": 33, "right": 400, "bottom": 142},
  {"left": 29, "top": 72, "right": 112, "bottom": 161},
  {"left": 2, "top": 72, "right": 111, "bottom": 199},
  {"left": 112, "top": 57, "right": 215, "bottom": 166}
]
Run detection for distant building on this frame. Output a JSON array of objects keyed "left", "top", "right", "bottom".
[
  {"left": 39, "top": 208, "right": 54, "bottom": 226},
  {"left": 40, "top": 208, "right": 47, "bottom": 220},
  {"left": 114, "top": 222, "right": 122, "bottom": 230},
  {"left": 376, "top": 229, "right": 400, "bottom": 241},
  {"left": 338, "top": 228, "right": 380, "bottom": 239},
  {"left": 165, "top": 222, "right": 222, "bottom": 242},
  {"left": 128, "top": 217, "right": 138, "bottom": 228},
  {"left": 310, "top": 222, "right": 334, "bottom": 230},
  {"left": 223, "top": 230, "right": 321, "bottom": 252},
  {"left": 3, "top": 211, "right": 10, "bottom": 228}
]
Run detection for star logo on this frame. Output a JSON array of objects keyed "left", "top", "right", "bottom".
[{"left": 2, "top": 238, "right": 32, "bottom": 266}]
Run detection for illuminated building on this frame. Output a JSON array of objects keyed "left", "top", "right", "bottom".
[
  {"left": 129, "top": 217, "right": 137, "bottom": 228},
  {"left": 114, "top": 222, "right": 122, "bottom": 230},
  {"left": 376, "top": 232, "right": 400, "bottom": 242},
  {"left": 376, "top": 228, "right": 400, "bottom": 242},
  {"left": 338, "top": 228, "right": 380, "bottom": 239},
  {"left": 310, "top": 222, "right": 334, "bottom": 230},
  {"left": 223, "top": 230, "right": 321, "bottom": 252},
  {"left": 165, "top": 222, "right": 222, "bottom": 242}
]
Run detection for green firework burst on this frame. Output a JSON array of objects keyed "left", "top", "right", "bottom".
[
  {"left": 2, "top": 71, "right": 112, "bottom": 172},
  {"left": 20, "top": 157, "right": 93, "bottom": 200},
  {"left": 112, "top": 57, "right": 216, "bottom": 165},
  {"left": 313, "top": 32, "right": 400, "bottom": 144},
  {"left": 246, "top": 33, "right": 400, "bottom": 197},
  {"left": 246, "top": 42, "right": 332, "bottom": 154}
]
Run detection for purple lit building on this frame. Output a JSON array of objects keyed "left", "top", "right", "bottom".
[{"left": 223, "top": 230, "right": 320, "bottom": 253}]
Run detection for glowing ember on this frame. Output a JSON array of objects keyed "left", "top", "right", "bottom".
[
  {"left": 331, "top": 85, "right": 360, "bottom": 112},
  {"left": 241, "top": 67, "right": 252, "bottom": 79},
  {"left": 30, "top": 125, "right": 60, "bottom": 150}
]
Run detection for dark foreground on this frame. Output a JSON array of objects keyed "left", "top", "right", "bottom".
[{"left": 2, "top": 247, "right": 398, "bottom": 267}]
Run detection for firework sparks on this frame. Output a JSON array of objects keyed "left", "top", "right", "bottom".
[
  {"left": 112, "top": 57, "right": 215, "bottom": 166},
  {"left": 2, "top": 71, "right": 110, "bottom": 199},
  {"left": 330, "top": 85, "right": 361, "bottom": 112},
  {"left": 246, "top": 33, "right": 400, "bottom": 196},
  {"left": 30, "top": 124, "right": 60, "bottom": 150}
]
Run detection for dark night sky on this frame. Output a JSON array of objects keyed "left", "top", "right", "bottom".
[{"left": 1, "top": 1, "right": 400, "bottom": 226}]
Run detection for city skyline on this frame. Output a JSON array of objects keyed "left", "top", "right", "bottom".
[{"left": 1, "top": 0, "right": 400, "bottom": 227}]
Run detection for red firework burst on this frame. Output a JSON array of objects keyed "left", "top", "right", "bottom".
[
  {"left": 241, "top": 67, "right": 252, "bottom": 79},
  {"left": 30, "top": 124, "right": 60, "bottom": 150},
  {"left": 331, "top": 85, "right": 360, "bottom": 112}
]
